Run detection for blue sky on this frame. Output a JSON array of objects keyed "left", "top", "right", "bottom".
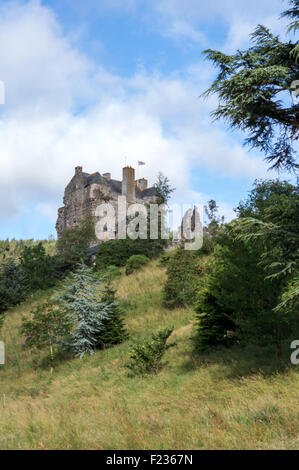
[{"left": 0, "top": 0, "right": 295, "bottom": 240}]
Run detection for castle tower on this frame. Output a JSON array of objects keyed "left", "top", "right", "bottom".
[
  {"left": 122, "top": 166, "right": 135, "bottom": 202},
  {"left": 136, "top": 178, "right": 148, "bottom": 192},
  {"left": 75, "top": 166, "right": 83, "bottom": 175},
  {"left": 103, "top": 172, "right": 111, "bottom": 181}
]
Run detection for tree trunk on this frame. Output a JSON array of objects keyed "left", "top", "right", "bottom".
[{"left": 49, "top": 336, "right": 54, "bottom": 374}]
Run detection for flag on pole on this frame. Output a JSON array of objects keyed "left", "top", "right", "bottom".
[{"left": 138, "top": 161, "right": 146, "bottom": 166}]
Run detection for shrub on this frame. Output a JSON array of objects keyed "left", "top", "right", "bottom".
[
  {"left": 198, "top": 236, "right": 215, "bottom": 255},
  {"left": 95, "top": 265, "right": 122, "bottom": 282},
  {"left": 163, "top": 249, "right": 205, "bottom": 308},
  {"left": 126, "top": 327, "right": 176, "bottom": 376},
  {"left": 125, "top": 255, "right": 149, "bottom": 275},
  {"left": 158, "top": 253, "right": 172, "bottom": 267},
  {"left": 96, "top": 238, "right": 164, "bottom": 270}
]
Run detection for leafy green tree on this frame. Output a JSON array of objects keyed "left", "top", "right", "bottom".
[
  {"left": 20, "top": 243, "right": 56, "bottom": 290},
  {"left": 163, "top": 248, "right": 205, "bottom": 308},
  {"left": 96, "top": 238, "right": 164, "bottom": 270},
  {"left": 55, "top": 264, "right": 111, "bottom": 358},
  {"left": 204, "top": 199, "right": 225, "bottom": 235},
  {"left": 196, "top": 226, "right": 282, "bottom": 351},
  {"left": 126, "top": 327, "right": 176, "bottom": 376},
  {"left": 204, "top": 200, "right": 219, "bottom": 222},
  {"left": 0, "top": 260, "right": 30, "bottom": 314},
  {"left": 196, "top": 180, "right": 298, "bottom": 355},
  {"left": 56, "top": 217, "right": 97, "bottom": 270},
  {"left": 236, "top": 179, "right": 299, "bottom": 352},
  {"left": 274, "top": 274, "right": 299, "bottom": 319},
  {"left": 0, "top": 238, "right": 56, "bottom": 266},
  {"left": 203, "top": 0, "right": 299, "bottom": 171},
  {"left": 282, "top": 0, "right": 299, "bottom": 32},
  {"left": 96, "top": 283, "right": 129, "bottom": 349},
  {"left": 21, "top": 300, "right": 71, "bottom": 369},
  {"left": 236, "top": 180, "right": 298, "bottom": 282},
  {"left": 154, "top": 172, "right": 176, "bottom": 205}
]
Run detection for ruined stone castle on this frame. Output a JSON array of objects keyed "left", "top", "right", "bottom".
[{"left": 56, "top": 166, "right": 157, "bottom": 237}]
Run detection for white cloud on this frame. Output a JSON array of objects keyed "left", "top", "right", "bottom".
[
  {"left": 166, "top": 19, "right": 206, "bottom": 44},
  {"left": 0, "top": 1, "right": 94, "bottom": 114},
  {"left": 0, "top": 0, "right": 281, "bottom": 232},
  {"left": 57, "top": 0, "right": 287, "bottom": 47},
  {"left": 152, "top": 0, "right": 287, "bottom": 47},
  {"left": 154, "top": 0, "right": 285, "bottom": 25}
]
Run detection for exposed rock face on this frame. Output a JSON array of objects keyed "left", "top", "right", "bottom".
[
  {"left": 180, "top": 206, "right": 203, "bottom": 242},
  {"left": 56, "top": 166, "right": 157, "bottom": 238}
]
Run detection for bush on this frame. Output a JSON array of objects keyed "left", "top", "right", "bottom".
[
  {"left": 158, "top": 253, "right": 172, "bottom": 267},
  {"left": 125, "top": 255, "right": 149, "bottom": 275},
  {"left": 126, "top": 328, "right": 176, "bottom": 376},
  {"left": 198, "top": 236, "right": 215, "bottom": 255},
  {"left": 96, "top": 238, "right": 164, "bottom": 270},
  {"left": 163, "top": 249, "right": 205, "bottom": 308},
  {"left": 95, "top": 265, "right": 122, "bottom": 282}
]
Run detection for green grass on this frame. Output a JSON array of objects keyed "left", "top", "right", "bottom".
[{"left": 0, "top": 260, "right": 298, "bottom": 449}]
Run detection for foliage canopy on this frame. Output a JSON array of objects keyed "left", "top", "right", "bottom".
[{"left": 203, "top": 0, "right": 299, "bottom": 172}]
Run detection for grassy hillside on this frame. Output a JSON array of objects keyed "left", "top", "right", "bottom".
[{"left": 0, "top": 260, "right": 298, "bottom": 450}]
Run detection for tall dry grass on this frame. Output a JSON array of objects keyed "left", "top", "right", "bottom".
[{"left": 0, "top": 260, "right": 298, "bottom": 449}]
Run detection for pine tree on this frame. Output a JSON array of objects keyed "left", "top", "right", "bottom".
[
  {"left": 56, "top": 264, "right": 111, "bottom": 358},
  {"left": 96, "top": 283, "right": 129, "bottom": 349},
  {"left": 195, "top": 180, "right": 298, "bottom": 355},
  {"left": 126, "top": 328, "right": 176, "bottom": 376},
  {"left": 0, "top": 260, "right": 30, "bottom": 314},
  {"left": 20, "top": 243, "right": 56, "bottom": 290},
  {"left": 202, "top": 0, "right": 299, "bottom": 172}
]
